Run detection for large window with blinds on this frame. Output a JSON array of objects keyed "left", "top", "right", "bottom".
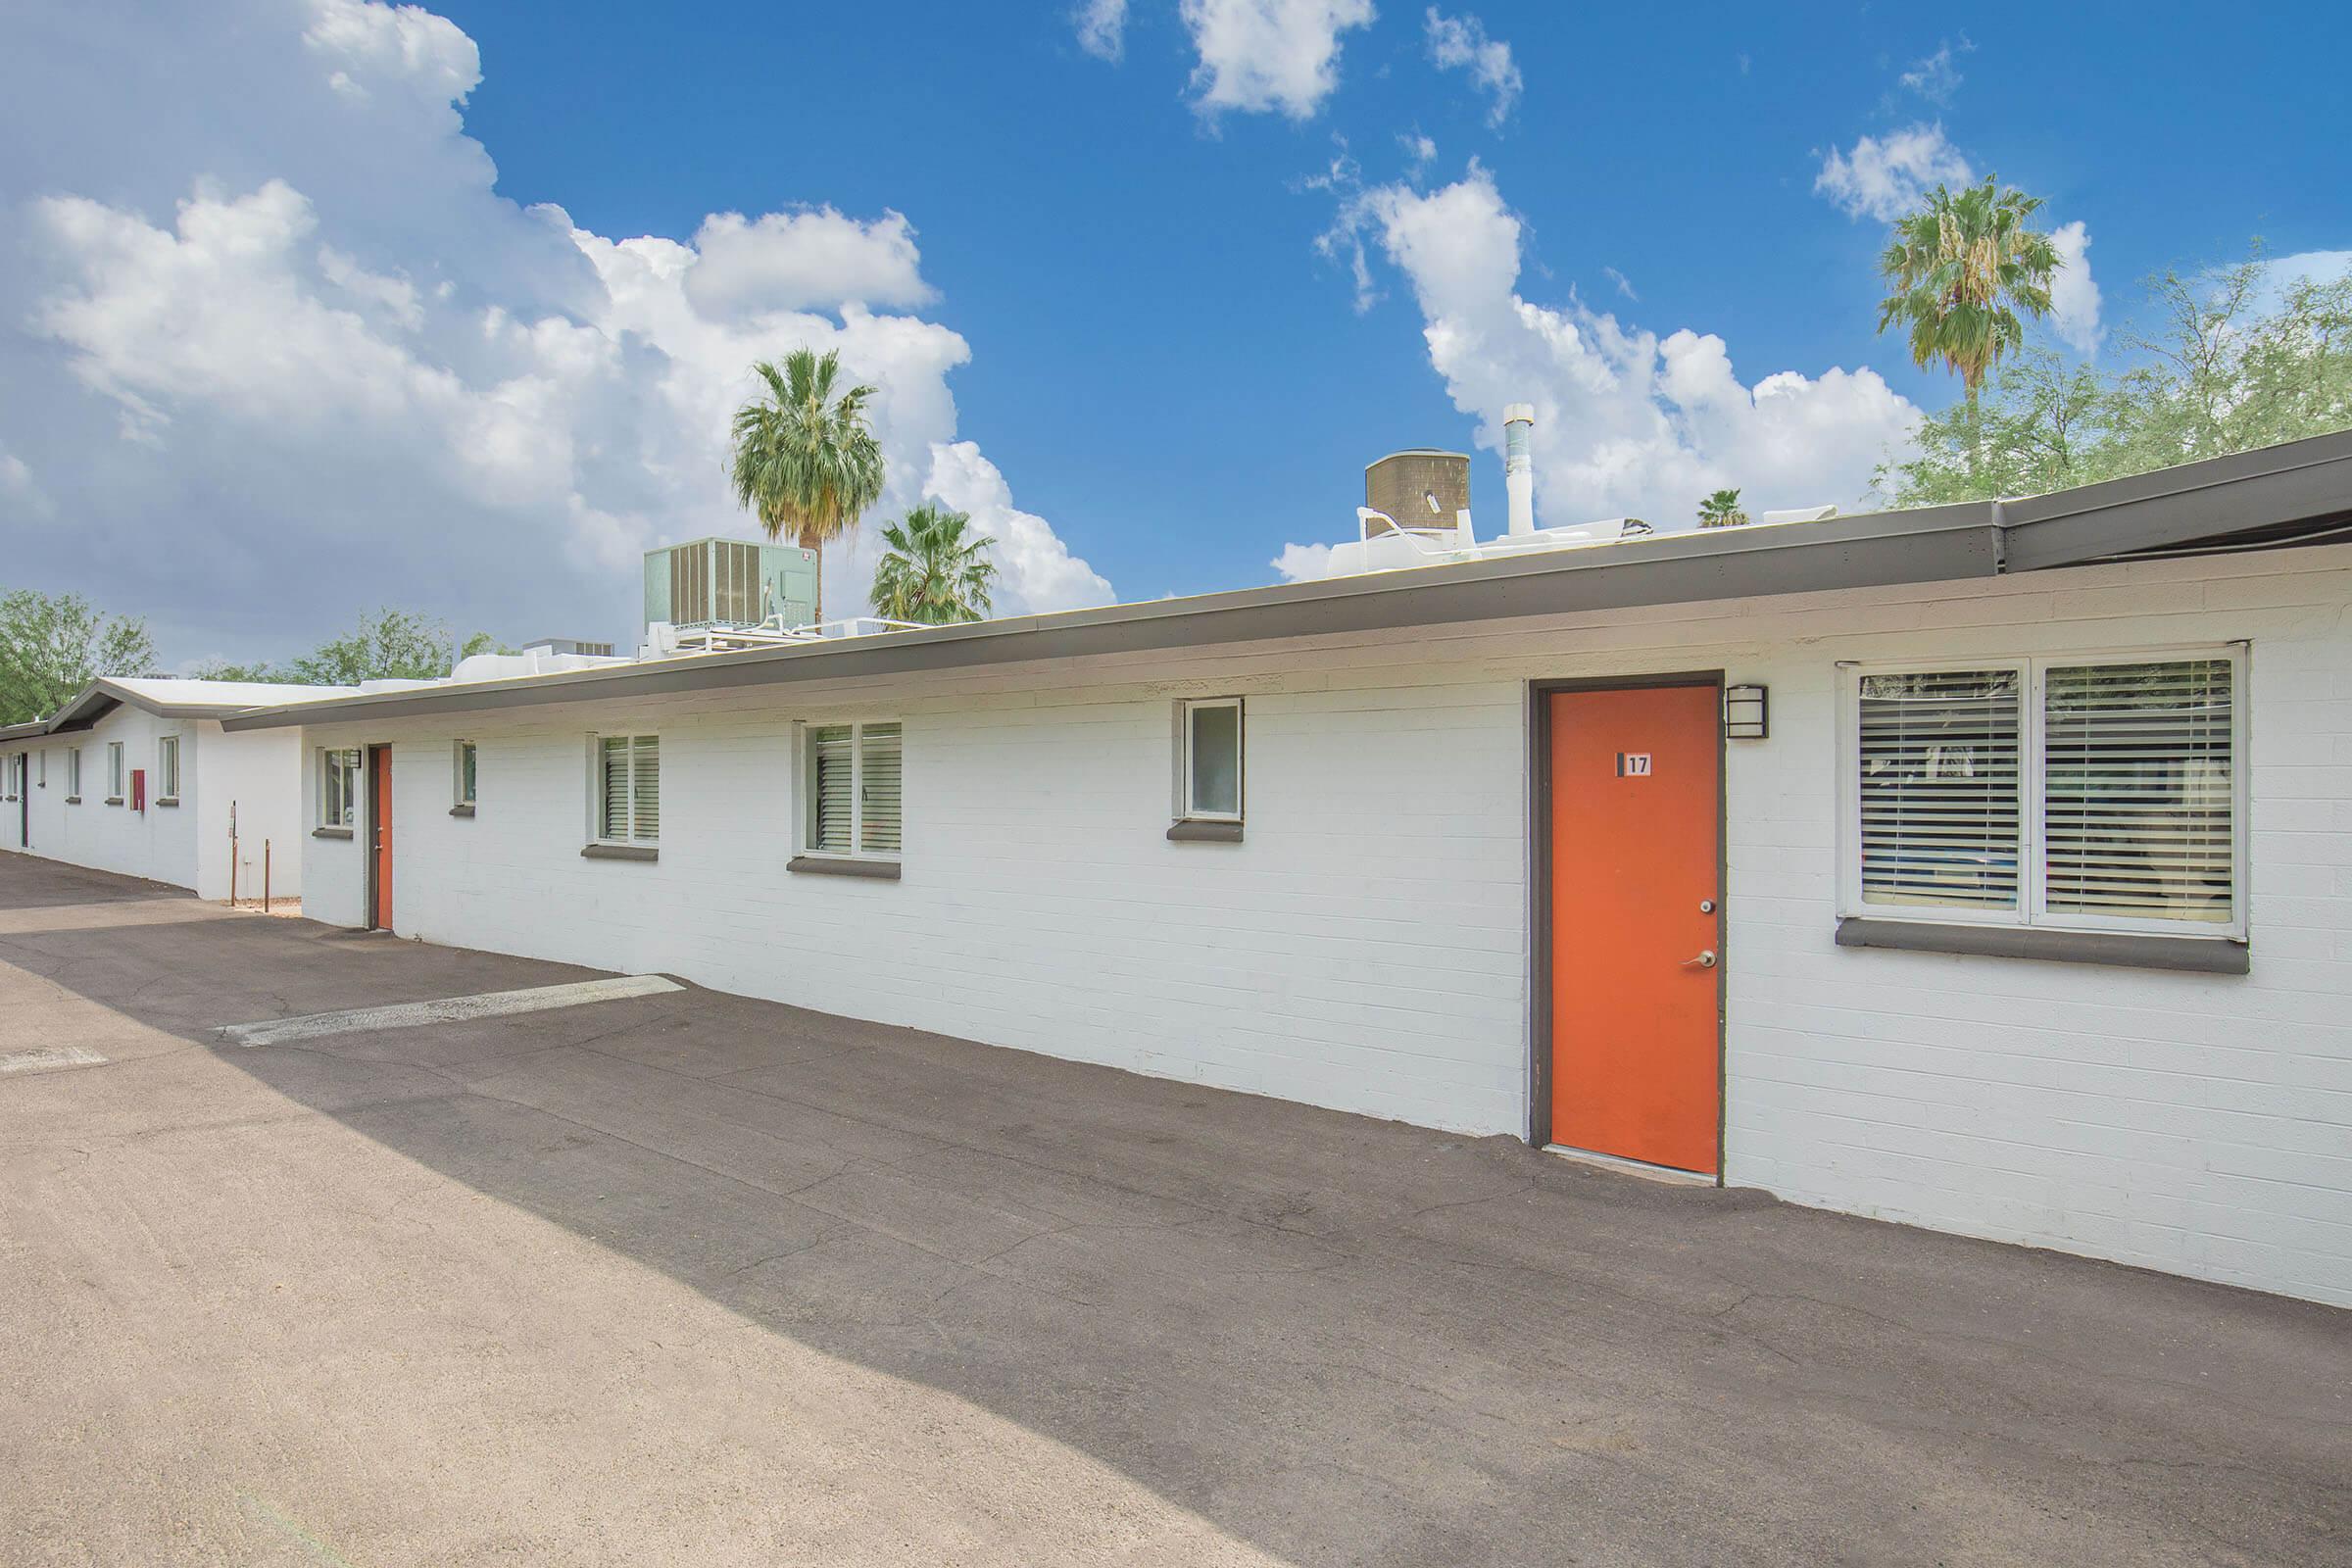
[
  {"left": 593, "top": 735, "right": 660, "bottom": 844},
  {"left": 1843, "top": 651, "right": 2243, "bottom": 936},
  {"left": 801, "top": 721, "right": 902, "bottom": 861}
]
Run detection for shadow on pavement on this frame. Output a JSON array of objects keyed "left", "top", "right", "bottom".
[{"left": 5, "top": 854, "right": 2347, "bottom": 1566}]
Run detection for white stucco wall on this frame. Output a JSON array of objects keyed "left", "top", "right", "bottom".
[{"left": 296, "top": 542, "right": 2352, "bottom": 1306}]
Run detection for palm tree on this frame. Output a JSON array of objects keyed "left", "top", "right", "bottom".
[
  {"left": 1877, "top": 178, "right": 2062, "bottom": 476},
  {"left": 869, "top": 503, "right": 1000, "bottom": 625},
  {"left": 1696, "top": 488, "right": 1748, "bottom": 528},
  {"left": 728, "top": 349, "right": 886, "bottom": 623}
]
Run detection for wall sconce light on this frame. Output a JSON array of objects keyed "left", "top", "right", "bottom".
[{"left": 1724, "top": 684, "right": 1769, "bottom": 740}]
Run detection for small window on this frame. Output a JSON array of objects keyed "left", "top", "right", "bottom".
[
  {"left": 68, "top": 747, "right": 81, "bottom": 801},
  {"left": 594, "top": 735, "right": 659, "bottom": 844},
  {"left": 320, "top": 748, "right": 361, "bottom": 828},
  {"left": 1177, "top": 698, "right": 1244, "bottom": 822},
  {"left": 802, "top": 720, "right": 901, "bottom": 859},
  {"left": 35, "top": 750, "right": 46, "bottom": 788},
  {"left": 156, "top": 736, "right": 180, "bottom": 801},
  {"left": 107, "top": 742, "right": 124, "bottom": 802},
  {"left": 1844, "top": 652, "right": 2242, "bottom": 937},
  {"left": 454, "top": 740, "right": 477, "bottom": 808}
]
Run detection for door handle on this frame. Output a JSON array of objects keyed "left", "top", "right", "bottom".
[{"left": 1682, "top": 950, "right": 1717, "bottom": 969}]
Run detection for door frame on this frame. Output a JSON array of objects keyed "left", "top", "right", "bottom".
[
  {"left": 1526, "top": 673, "right": 1727, "bottom": 1179},
  {"left": 366, "top": 743, "right": 392, "bottom": 931}
]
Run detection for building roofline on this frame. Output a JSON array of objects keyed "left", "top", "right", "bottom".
[
  {"left": 18, "top": 677, "right": 353, "bottom": 738},
  {"left": 221, "top": 429, "right": 2352, "bottom": 733}
]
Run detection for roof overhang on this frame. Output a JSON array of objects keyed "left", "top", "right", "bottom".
[
  {"left": 221, "top": 428, "right": 2352, "bottom": 734},
  {"left": 17, "top": 677, "right": 337, "bottom": 738}
]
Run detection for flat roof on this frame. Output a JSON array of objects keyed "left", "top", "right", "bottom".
[{"left": 222, "top": 429, "right": 2352, "bottom": 733}]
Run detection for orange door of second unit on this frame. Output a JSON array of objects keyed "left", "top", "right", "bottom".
[
  {"left": 369, "top": 746, "right": 394, "bottom": 931},
  {"left": 1547, "top": 685, "right": 1722, "bottom": 1175}
]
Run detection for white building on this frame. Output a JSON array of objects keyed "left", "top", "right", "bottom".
[
  {"left": 191, "top": 432, "right": 2352, "bottom": 1309},
  {"left": 1, "top": 678, "right": 348, "bottom": 901}
]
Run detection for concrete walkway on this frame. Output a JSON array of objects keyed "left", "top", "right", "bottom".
[{"left": 1, "top": 854, "right": 2345, "bottom": 1566}]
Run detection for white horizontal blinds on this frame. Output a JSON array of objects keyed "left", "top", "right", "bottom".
[
  {"left": 809, "top": 725, "right": 853, "bottom": 853},
  {"left": 630, "top": 736, "right": 660, "bottom": 841},
  {"left": 1857, "top": 669, "right": 2022, "bottom": 909},
  {"left": 2044, "top": 659, "right": 2234, "bottom": 923},
  {"left": 859, "top": 723, "right": 902, "bottom": 855}
]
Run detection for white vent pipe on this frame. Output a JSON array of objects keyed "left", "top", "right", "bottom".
[{"left": 1502, "top": 403, "right": 1536, "bottom": 535}]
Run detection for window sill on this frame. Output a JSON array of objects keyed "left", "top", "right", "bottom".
[
  {"left": 155, "top": 798, "right": 179, "bottom": 808},
  {"left": 788, "top": 855, "right": 901, "bottom": 880},
  {"left": 1167, "top": 819, "right": 1244, "bottom": 843},
  {"left": 312, "top": 826, "right": 354, "bottom": 840},
  {"left": 105, "top": 798, "right": 123, "bottom": 808},
  {"left": 64, "top": 797, "right": 80, "bottom": 806},
  {"left": 449, "top": 804, "right": 476, "bottom": 817},
  {"left": 582, "top": 843, "right": 658, "bottom": 862},
  {"left": 1835, "top": 916, "right": 2248, "bottom": 974}
]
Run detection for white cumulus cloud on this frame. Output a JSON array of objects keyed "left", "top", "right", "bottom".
[
  {"left": 1424, "top": 9, "right": 1521, "bottom": 127},
  {"left": 1181, "top": 0, "right": 1377, "bottom": 122},
  {"left": 683, "top": 208, "right": 937, "bottom": 319},
  {"left": 0, "top": 0, "right": 1108, "bottom": 662},
  {"left": 1814, "top": 122, "right": 1972, "bottom": 222},
  {"left": 1282, "top": 162, "right": 1920, "bottom": 576},
  {"left": 924, "top": 442, "right": 1116, "bottom": 614},
  {"left": 2048, "top": 220, "right": 2103, "bottom": 355}
]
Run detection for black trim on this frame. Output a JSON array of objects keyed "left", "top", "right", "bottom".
[
  {"left": 1836, "top": 917, "right": 2249, "bottom": 974},
  {"left": 1166, "top": 819, "right": 1244, "bottom": 843},
  {"left": 1529, "top": 673, "right": 1727, "bottom": 1184},
  {"left": 788, "top": 855, "right": 900, "bottom": 879},
  {"left": 313, "top": 826, "right": 353, "bottom": 840},
  {"left": 449, "top": 804, "right": 476, "bottom": 817},
  {"left": 582, "top": 843, "right": 658, "bottom": 862}
]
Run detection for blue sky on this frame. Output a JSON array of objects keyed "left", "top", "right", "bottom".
[{"left": 2, "top": 1, "right": 2346, "bottom": 662}]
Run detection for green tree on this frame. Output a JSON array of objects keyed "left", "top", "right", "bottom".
[
  {"left": 1881, "top": 246, "right": 2352, "bottom": 508},
  {"left": 188, "top": 660, "right": 281, "bottom": 683},
  {"left": 285, "top": 609, "right": 464, "bottom": 684},
  {"left": 869, "top": 504, "right": 1000, "bottom": 625},
  {"left": 0, "top": 589, "right": 157, "bottom": 725},
  {"left": 1878, "top": 348, "right": 2115, "bottom": 506},
  {"left": 1696, "top": 488, "right": 1749, "bottom": 528},
  {"left": 728, "top": 349, "right": 887, "bottom": 623},
  {"left": 1877, "top": 178, "right": 2062, "bottom": 476}
]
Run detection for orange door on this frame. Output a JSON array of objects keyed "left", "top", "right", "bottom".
[
  {"left": 1547, "top": 685, "right": 1722, "bottom": 1174},
  {"left": 369, "top": 746, "right": 394, "bottom": 930}
]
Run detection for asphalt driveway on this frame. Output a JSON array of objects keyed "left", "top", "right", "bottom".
[{"left": 1, "top": 855, "right": 2345, "bottom": 1566}]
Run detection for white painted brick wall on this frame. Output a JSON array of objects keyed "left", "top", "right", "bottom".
[
  {"left": 298, "top": 542, "right": 2352, "bottom": 1306},
  {"left": 3, "top": 714, "right": 311, "bottom": 900}
]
